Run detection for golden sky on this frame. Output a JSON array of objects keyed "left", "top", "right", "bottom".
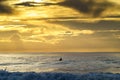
[{"left": 0, "top": 0, "right": 120, "bottom": 52}]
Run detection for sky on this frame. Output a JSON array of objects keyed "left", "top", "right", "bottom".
[{"left": 0, "top": 0, "right": 120, "bottom": 52}]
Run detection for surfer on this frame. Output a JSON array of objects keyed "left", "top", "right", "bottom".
[{"left": 59, "top": 57, "right": 62, "bottom": 61}]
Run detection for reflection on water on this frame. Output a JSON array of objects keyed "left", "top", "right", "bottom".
[{"left": 0, "top": 52, "right": 120, "bottom": 73}]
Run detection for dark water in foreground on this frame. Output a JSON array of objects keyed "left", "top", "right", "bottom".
[{"left": 0, "top": 70, "right": 120, "bottom": 80}]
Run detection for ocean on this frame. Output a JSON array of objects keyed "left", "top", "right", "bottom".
[{"left": 0, "top": 52, "right": 120, "bottom": 74}]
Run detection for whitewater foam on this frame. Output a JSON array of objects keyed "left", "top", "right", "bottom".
[{"left": 0, "top": 70, "right": 120, "bottom": 80}]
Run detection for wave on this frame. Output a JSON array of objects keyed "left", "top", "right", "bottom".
[{"left": 0, "top": 70, "right": 120, "bottom": 80}]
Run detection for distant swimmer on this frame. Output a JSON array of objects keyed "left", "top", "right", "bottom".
[{"left": 59, "top": 57, "right": 62, "bottom": 61}]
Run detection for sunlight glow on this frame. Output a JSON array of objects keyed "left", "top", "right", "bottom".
[
  {"left": 34, "top": 0, "right": 43, "bottom": 2},
  {"left": 109, "top": 0, "right": 120, "bottom": 4},
  {"left": 19, "top": 0, "right": 43, "bottom": 2},
  {"left": 0, "top": 26, "right": 5, "bottom": 29}
]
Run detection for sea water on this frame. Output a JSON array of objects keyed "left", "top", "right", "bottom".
[{"left": 0, "top": 52, "right": 120, "bottom": 74}]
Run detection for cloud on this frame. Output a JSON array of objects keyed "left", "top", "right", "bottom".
[
  {"left": 0, "top": 30, "right": 20, "bottom": 43},
  {"left": 50, "top": 20, "right": 120, "bottom": 30},
  {"left": 0, "top": 21, "right": 94, "bottom": 44},
  {"left": 13, "top": 0, "right": 115, "bottom": 17},
  {"left": 14, "top": 1, "right": 39, "bottom": 7},
  {"left": 0, "top": 0, "right": 7, "bottom": 2},
  {"left": 0, "top": 30, "right": 19, "bottom": 38},
  {"left": 10, "top": 33, "right": 22, "bottom": 42},
  {"left": 57, "top": 0, "right": 113, "bottom": 17},
  {"left": 114, "top": 35, "right": 120, "bottom": 39},
  {"left": 0, "top": 0, "right": 14, "bottom": 14},
  {"left": 56, "top": 34, "right": 120, "bottom": 52}
]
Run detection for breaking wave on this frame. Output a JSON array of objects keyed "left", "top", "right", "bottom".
[{"left": 0, "top": 70, "right": 120, "bottom": 80}]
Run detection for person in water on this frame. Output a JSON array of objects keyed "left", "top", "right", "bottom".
[{"left": 59, "top": 57, "right": 62, "bottom": 61}]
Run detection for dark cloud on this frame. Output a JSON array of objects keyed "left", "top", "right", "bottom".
[
  {"left": 14, "top": 1, "right": 39, "bottom": 7},
  {"left": 13, "top": 0, "right": 115, "bottom": 17},
  {"left": 58, "top": 0, "right": 113, "bottom": 17},
  {"left": 0, "top": 0, "right": 14, "bottom": 14},
  {"left": 0, "top": 0, "right": 7, "bottom": 2},
  {"left": 0, "top": 4, "right": 13, "bottom": 14},
  {"left": 105, "top": 15, "right": 120, "bottom": 18},
  {"left": 49, "top": 20, "right": 120, "bottom": 30}
]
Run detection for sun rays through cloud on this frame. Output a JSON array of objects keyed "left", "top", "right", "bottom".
[{"left": 0, "top": 0, "right": 119, "bottom": 52}]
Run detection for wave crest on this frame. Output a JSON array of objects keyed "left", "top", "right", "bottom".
[{"left": 0, "top": 70, "right": 120, "bottom": 80}]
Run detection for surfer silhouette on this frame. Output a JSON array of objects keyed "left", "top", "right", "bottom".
[{"left": 59, "top": 57, "right": 62, "bottom": 61}]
